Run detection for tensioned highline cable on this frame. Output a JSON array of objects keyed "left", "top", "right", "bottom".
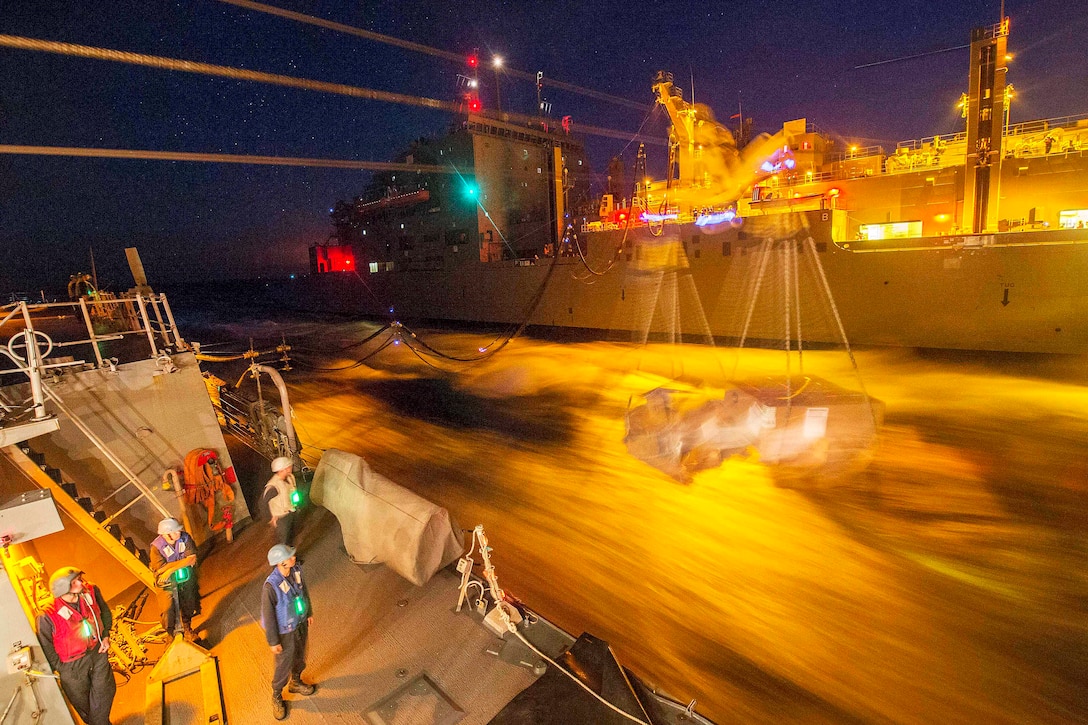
[
  {"left": 216, "top": 0, "right": 649, "bottom": 112},
  {"left": 0, "top": 34, "right": 663, "bottom": 146},
  {"left": 0, "top": 145, "right": 453, "bottom": 172}
]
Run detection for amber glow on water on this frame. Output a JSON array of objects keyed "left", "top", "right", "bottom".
[{"left": 285, "top": 329, "right": 1088, "bottom": 724}]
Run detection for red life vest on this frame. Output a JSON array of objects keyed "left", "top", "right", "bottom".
[{"left": 43, "top": 585, "right": 105, "bottom": 663}]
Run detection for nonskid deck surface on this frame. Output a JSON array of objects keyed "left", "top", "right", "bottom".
[{"left": 110, "top": 507, "right": 538, "bottom": 724}]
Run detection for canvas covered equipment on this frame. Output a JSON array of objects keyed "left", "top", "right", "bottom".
[{"left": 310, "top": 449, "right": 463, "bottom": 586}]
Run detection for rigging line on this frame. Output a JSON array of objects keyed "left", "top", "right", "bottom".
[
  {"left": 217, "top": 0, "right": 649, "bottom": 112},
  {"left": 0, "top": 144, "right": 455, "bottom": 172},
  {"left": 399, "top": 251, "right": 564, "bottom": 363},
  {"left": 292, "top": 333, "right": 398, "bottom": 371},
  {"left": 0, "top": 34, "right": 664, "bottom": 145},
  {"left": 291, "top": 323, "right": 391, "bottom": 354},
  {"left": 216, "top": 0, "right": 464, "bottom": 63},
  {"left": 0, "top": 34, "right": 454, "bottom": 111},
  {"left": 619, "top": 103, "right": 662, "bottom": 158},
  {"left": 572, "top": 215, "right": 628, "bottom": 279},
  {"left": 853, "top": 43, "right": 970, "bottom": 70}
]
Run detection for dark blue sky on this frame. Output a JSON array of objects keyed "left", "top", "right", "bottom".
[{"left": 2, "top": 0, "right": 1086, "bottom": 292}]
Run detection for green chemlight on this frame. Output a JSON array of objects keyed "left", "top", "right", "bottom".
[
  {"left": 174, "top": 566, "right": 192, "bottom": 583},
  {"left": 293, "top": 596, "right": 306, "bottom": 616},
  {"left": 81, "top": 620, "right": 93, "bottom": 639},
  {"left": 290, "top": 490, "right": 302, "bottom": 507}
]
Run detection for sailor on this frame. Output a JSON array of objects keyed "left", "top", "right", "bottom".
[
  {"left": 36, "top": 568, "right": 116, "bottom": 725},
  {"left": 263, "top": 456, "right": 300, "bottom": 546},
  {"left": 261, "top": 544, "right": 316, "bottom": 720},
  {"left": 150, "top": 517, "right": 201, "bottom": 639}
]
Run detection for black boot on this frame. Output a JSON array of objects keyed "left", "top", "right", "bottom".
[
  {"left": 272, "top": 693, "right": 287, "bottom": 720},
  {"left": 288, "top": 678, "right": 316, "bottom": 696}
]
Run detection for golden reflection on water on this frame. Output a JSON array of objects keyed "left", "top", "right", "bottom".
[{"left": 285, "top": 328, "right": 1088, "bottom": 724}]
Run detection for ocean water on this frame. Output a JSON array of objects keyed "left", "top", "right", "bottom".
[{"left": 169, "top": 290, "right": 1088, "bottom": 725}]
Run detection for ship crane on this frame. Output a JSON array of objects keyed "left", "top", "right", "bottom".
[{"left": 651, "top": 71, "right": 795, "bottom": 213}]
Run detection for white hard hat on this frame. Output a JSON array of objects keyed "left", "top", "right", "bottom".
[
  {"left": 49, "top": 567, "right": 83, "bottom": 598},
  {"left": 271, "top": 456, "right": 293, "bottom": 473},
  {"left": 157, "top": 518, "right": 183, "bottom": 536},
  {"left": 267, "top": 544, "right": 296, "bottom": 566}
]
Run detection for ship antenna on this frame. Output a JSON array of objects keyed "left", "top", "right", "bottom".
[
  {"left": 90, "top": 246, "right": 99, "bottom": 293},
  {"left": 690, "top": 66, "right": 695, "bottom": 107}
]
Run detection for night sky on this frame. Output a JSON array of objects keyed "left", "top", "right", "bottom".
[{"left": 2, "top": 0, "right": 1086, "bottom": 293}]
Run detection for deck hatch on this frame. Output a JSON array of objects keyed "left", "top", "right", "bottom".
[{"left": 364, "top": 672, "right": 464, "bottom": 725}]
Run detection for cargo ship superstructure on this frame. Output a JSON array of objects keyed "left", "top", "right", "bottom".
[{"left": 293, "top": 18, "right": 1088, "bottom": 354}]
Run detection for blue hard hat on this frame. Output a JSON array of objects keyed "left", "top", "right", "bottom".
[{"left": 267, "top": 544, "right": 296, "bottom": 567}]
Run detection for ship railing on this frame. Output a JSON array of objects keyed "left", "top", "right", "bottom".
[
  {"left": 1006, "top": 113, "right": 1088, "bottom": 137},
  {"left": 0, "top": 300, "right": 172, "bottom": 529},
  {"left": 897, "top": 131, "right": 967, "bottom": 151},
  {"left": 974, "top": 18, "right": 1009, "bottom": 40},
  {"left": 0, "top": 292, "right": 187, "bottom": 370},
  {"left": 827, "top": 145, "right": 884, "bottom": 163}
]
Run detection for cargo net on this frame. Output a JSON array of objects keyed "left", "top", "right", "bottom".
[{"left": 621, "top": 213, "right": 883, "bottom": 482}]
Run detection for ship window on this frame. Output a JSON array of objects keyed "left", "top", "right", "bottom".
[
  {"left": 369, "top": 262, "right": 378, "bottom": 273},
  {"left": 859, "top": 220, "right": 922, "bottom": 240},
  {"left": 578, "top": 160, "right": 583, "bottom": 166},
  {"left": 537, "top": 167, "right": 542, "bottom": 174},
  {"left": 1059, "top": 210, "right": 1088, "bottom": 228}
]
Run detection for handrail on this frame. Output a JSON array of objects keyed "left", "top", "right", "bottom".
[{"left": 0, "top": 293, "right": 188, "bottom": 368}]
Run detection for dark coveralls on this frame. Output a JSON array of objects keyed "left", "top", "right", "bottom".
[
  {"left": 36, "top": 586, "right": 116, "bottom": 725},
  {"left": 149, "top": 531, "right": 201, "bottom": 633},
  {"left": 260, "top": 563, "right": 312, "bottom": 696}
]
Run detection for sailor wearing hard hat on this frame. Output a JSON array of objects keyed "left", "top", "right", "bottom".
[
  {"left": 263, "top": 456, "right": 301, "bottom": 546},
  {"left": 261, "top": 543, "right": 316, "bottom": 720},
  {"left": 150, "top": 517, "right": 201, "bottom": 640},
  {"left": 35, "top": 567, "right": 116, "bottom": 725}
]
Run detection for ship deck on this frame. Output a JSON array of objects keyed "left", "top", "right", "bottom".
[{"left": 108, "top": 507, "right": 539, "bottom": 724}]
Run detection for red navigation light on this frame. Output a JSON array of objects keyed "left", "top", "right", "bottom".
[
  {"left": 467, "top": 55, "right": 478, "bottom": 68},
  {"left": 468, "top": 98, "right": 482, "bottom": 112}
]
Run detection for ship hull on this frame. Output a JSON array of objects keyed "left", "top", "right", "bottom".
[{"left": 277, "top": 211, "right": 1088, "bottom": 354}]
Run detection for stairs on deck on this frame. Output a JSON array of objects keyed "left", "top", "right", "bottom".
[{"left": 2, "top": 443, "right": 156, "bottom": 590}]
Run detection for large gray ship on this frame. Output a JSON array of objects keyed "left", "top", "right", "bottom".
[{"left": 298, "top": 18, "right": 1088, "bottom": 354}]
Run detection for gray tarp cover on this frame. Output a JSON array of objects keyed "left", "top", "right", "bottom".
[{"left": 311, "top": 449, "right": 463, "bottom": 586}]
